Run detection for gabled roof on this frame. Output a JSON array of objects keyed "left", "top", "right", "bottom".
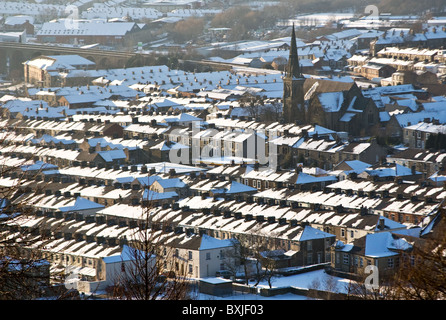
[
  {"left": 334, "top": 160, "right": 371, "bottom": 173},
  {"left": 335, "top": 231, "right": 413, "bottom": 258},
  {"left": 364, "top": 232, "right": 412, "bottom": 258},
  {"left": 362, "top": 163, "right": 420, "bottom": 177},
  {"left": 199, "top": 234, "right": 234, "bottom": 250},
  {"left": 211, "top": 181, "right": 257, "bottom": 195},
  {"left": 295, "top": 172, "right": 337, "bottom": 185},
  {"left": 135, "top": 176, "right": 162, "bottom": 187},
  {"left": 97, "top": 149, "right": 126, "bottom": 162},
  {"left": 298, "top": 225, "right": 335, "bottom": 241},
  {"left": 59, "top": 196, "right": 104, "bottom": 212},
  {"left": 154, "top": 178, "right": 187, "bottom": 189},
  {"left": 102, "top": 245, "right": 148, "bottom": 264},
  {"left": 303, "top": 78, "right": 356, "bottom": 95}
]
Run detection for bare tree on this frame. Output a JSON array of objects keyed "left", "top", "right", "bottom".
[
  {"left": 221, "top": 238, "right": 246, "bottom": 282},
  {"left": 387, "top": 211, "right": 446, "bottom": 300},
  {"left": 226, "top": 226, "right": 284, "bottom": 288},
  {"left": 0, "top": 136, "right": 57, "bottom": 299},
  {"left": 0, "top": 125, "right": 82, "bottom": 299},
  {"left": 107, "top": 197, "right": 191, "bottom": 300},
  {"left": 257, "top": 250, "right": 276, "bottom": 288}
]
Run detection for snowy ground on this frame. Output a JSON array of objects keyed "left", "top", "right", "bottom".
[
  {"left": 84, "top": 269, "right": 354, "bottom": 300},
  {"left": 197, "top": 269, "right": 354, "bottom": 300}
]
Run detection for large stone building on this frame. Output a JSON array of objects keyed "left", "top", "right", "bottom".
[
  {"left": 36, "top": 20, "right": 141, "bottom": 46},
  {"left": 23, "top": 55, "right": 96, "bottom": 87},
  {"left": 282, "top": 27, "right": 380, "bottom": 137}
]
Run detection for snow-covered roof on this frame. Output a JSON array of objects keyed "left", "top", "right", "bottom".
[
  {"left": 59, "top": 196, "right": 104, "bottom": 212},
  {"left": 317, "top": 91, "right": 345, "bottom": 112},
  {"left": 364, "top": 232, "right": 412, "bottom": 258},
  {"left": 142, "top": 189, "right": 178, "bottom": 201},
  {"left": 37, "top": 19, "right": 138, "bottom": 37},
  {"left": 199, "top": 234, "right": 233, "bottom": 250},
  {"left": 4, "top": 15, "right": 34, "bottom": 26},
  {"left": 298, "top": 225, "right": 334, "bottom": 241}
]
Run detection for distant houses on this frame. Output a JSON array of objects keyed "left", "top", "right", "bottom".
[{"left": 2, "top": 21, "right": 446, "bottom": 296}]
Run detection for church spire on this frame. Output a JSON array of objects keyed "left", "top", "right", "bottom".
[
  {"left": 282, "top": 23, "right": 306, "bottom": 125},
  {"left": 286, "top": 24, "right": 303, "bottom": 79}
]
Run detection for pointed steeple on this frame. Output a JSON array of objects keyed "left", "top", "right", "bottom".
[{"left": 286, "top": 24, "right": 303, "bottom": 79}]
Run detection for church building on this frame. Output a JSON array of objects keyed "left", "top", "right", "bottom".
[{"left": 282, "top": 26, "right": 380, "bottom": 137}]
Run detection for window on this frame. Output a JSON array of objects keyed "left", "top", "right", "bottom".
[
  {"left": 368, "top": 112, "right": 374, "bottom": 124},
  {"left": 188, "top": 251, "right": 193, "bottom": 260},
  {"left": 307, "top": 240, "right": 312, "bottom": 251},
  {"left": 388, "top": 258, "right": 394, "bottom": 268},
  {"left": 307, "top": 254, "right": 312, "bottom": 265},
  {"left": 350, "top": 230, "right": 354, "bottom": 238},
  {"left": 343, "top": 254, "right": 349, "bottom": 265},
  {"left": 188, "top": 264, "right": 193, "bottom": 274},
  {"left": 341, "top": 229, "right": 345, "bottom": 237},
  {"left": 206, "top": 252, "right": 211, "bottom": 260}
]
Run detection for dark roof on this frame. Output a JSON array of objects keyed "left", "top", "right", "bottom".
[
  {"left": 303, "top": 78, "right": 356, "bottom": 94},
  {"left": 392, "top": 148, "right": 446, "bottom": 163},
  {"left": 76, "top": 151, "right": 100, "bottom": 162}
]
